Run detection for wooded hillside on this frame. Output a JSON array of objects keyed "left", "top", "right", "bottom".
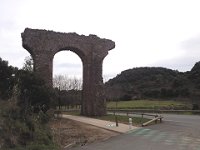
[{"left": 105, "top": 61, "right": 200, "bottom": 104}]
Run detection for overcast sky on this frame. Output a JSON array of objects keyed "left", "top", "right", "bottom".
[{"left": 1, "top": 0, "right": 200, "bottom": 79}]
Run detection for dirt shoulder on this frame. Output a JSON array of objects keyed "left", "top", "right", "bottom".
[{"left": 49, "top": 118, "right": 119, "bottom": 150}]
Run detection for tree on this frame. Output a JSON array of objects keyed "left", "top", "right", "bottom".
[
  {"left": 53, "top": 75, "right": 82, "bottom": 91},
  {"left": 0, "top": 57, "right": 61, "bottom": 149},
  {"left": 0, "top": 57, "right": 18, "bottom": 99},
  {"left": 22, "top": 56, "right": 33, "bottom": 72},
  {"left": 53, "top": 75, "right": 82, "bottom": 109},
  {"left": 16, "top": 70, "right": 54, "bottom": 114}
]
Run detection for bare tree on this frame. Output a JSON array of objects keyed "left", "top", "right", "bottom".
[
  {"left": 69, "top": 77, "right": 82, "bottom": 90},
  {"left": 53, "top": 75, "right": 82, "bottom": 91},
  {"left": 53, "top": 75, "right": 82, "bottom": 109}
]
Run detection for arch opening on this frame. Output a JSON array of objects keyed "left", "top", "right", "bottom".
[
  {"left": 53, "top": 50, "right": 82, "bottom": 110},
  {"left": 53, "top": 50, "right": 82, "bottom": 79},
  {"left": 57, "top": 47, "right": 85, "bottom": 63}
]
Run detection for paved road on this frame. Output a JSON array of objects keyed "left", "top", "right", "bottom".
[
  {"left": 70, "top": 114, "right": 200, "bottom": 150},
  {"left": 148, "top": 114, "right": 200, "bottom": 138}
]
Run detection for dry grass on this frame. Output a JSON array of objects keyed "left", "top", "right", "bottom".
[{"left": 49, "top": 118, "right": 119, "bottom": 149}]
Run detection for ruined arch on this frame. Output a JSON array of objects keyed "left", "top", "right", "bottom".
[{"left": 21, "top": 28, "right": 115, "bottom": 116}]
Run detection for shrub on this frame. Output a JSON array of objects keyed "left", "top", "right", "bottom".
[{"left": 192, "top": 104, "right": 199, "bottom": 110}]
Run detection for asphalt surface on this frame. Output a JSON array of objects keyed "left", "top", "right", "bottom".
[{"left": 70, "top": 114, "right": 200, "bottom": 150}]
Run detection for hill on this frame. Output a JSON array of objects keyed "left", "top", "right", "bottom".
[{"left": 105, "top": 62, "right": 200, "bottom": 104}]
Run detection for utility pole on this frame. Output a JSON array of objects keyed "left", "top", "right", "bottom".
[
  {"left": 58, "top": 86, "right": 61, "bottom": 110},
  {"left": 115, "top": 99, "right": 118, "bottom": 127}
]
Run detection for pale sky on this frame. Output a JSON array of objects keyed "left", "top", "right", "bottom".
[{"left": 1, "top": 0, "right": 200, "bottom": 80}]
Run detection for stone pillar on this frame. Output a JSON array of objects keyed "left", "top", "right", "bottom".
[
  {"left": 81, "top": 58, "right": 106, "bottom": 116},
  {"left": 33, "top": 52, "right": 53, "bottom": 86}
]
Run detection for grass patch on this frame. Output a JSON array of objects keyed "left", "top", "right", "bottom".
[
  {"left": 93, "top": 114, "right": 150, "bottom": 126},
  {"left": 107, "top": 100, "right": 192, "bottom": 110},
  {"left": 60, "top": 110, "right": 80, "bottom": 116},
  {"left": 0, "top": 101, "right": 59, "bottom": 150},
  {"left": 61, "top": 110, "right": 150, "bottom": 126}
]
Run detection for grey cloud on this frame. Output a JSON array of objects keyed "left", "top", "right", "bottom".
[
  {"left": 56, "top": 63, "right": 82, "bottom": 69},
  {"left": 54, "top": 67, "right": 82, "bottom": 77},
  {"left": 0, "top": 20, "right": 17, "bottom": 32},
  {"left": 152, "top": 35, "right": 200, "bottom": 72},
  {"left": 103, "top": 73, "right": 117, "bottom": 81},
  {"left": 152, "top": 57, "right": 199, "bottom": 72},
  {"left": 53, "top": 63, "right": 82, "bottom": 77},
  {"left": 151, "top": 36, "right": 200, "bottom": 72},
  {"left": 181, "top": 35, "right": 200, "bottom": 54}
]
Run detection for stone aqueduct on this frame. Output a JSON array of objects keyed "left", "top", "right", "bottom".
[{"left": 21, "top": 28, "right": 115, "bottom": 116}]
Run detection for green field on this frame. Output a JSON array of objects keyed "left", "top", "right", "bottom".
[
  {"left": 94, "top": 114, "right": 150, "bottom": 126},
  {"left": 107, "top": 100, "right": 192, "bottom": 110},
  {"left": 62, "top": 111, "right": 150, "bottom": 126}
]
